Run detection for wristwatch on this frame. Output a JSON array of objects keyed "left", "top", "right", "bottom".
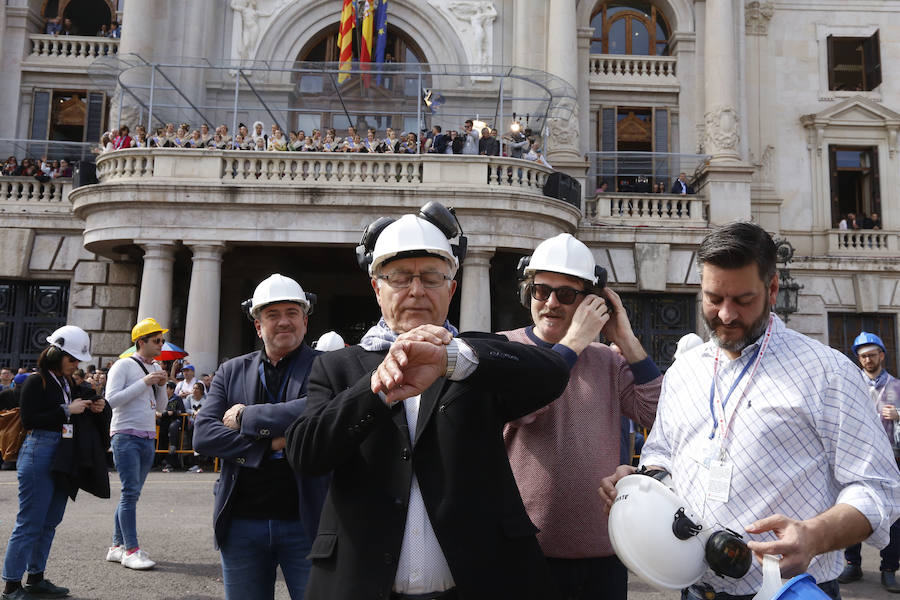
[{"left": 445, "top": 340, "right": 459, "bottom": 378}]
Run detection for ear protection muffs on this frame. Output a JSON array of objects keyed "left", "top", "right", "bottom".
[
  {"left": 355, "top": 203, "right": 468, "bottom": 272},
  {"left": 355, "top": 216, "right": 396, "bottom": 272},
  {"left": 241, "top": 293, "right": 317, "bottom": 322}
]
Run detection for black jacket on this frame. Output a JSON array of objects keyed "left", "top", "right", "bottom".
[
  {"left": 19, "top": 372, "right": 111, "bottom": 499},
  {"left": 285, "top": 332, "right": 570, "bottom": 600}
]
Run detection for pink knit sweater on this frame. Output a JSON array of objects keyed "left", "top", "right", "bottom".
[{"left": 502, "top": 327, "right": 661, "bottom": 558}]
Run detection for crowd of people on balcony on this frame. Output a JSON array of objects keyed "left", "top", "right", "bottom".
[
  {"left": 1, "top": 156, "right": 73, "bottom": 181},
  {"left": 839, "top": 212, "right": 882, "bottom": 230},
  {"left": 43, "top": 17, "right": 120, "bottom": 38},
  {"left": 97, "top": 119, "right": 550, "bottom": 164}
]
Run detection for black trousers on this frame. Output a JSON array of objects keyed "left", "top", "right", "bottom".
[{"left": 546, "top": 555, "right": 627, "bottom": 600}]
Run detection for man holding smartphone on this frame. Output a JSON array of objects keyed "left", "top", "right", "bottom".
[{"left": 105, "top": 317, "right": 169, "bottom": 570}]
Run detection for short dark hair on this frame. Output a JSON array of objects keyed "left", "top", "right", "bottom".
[{"left": 697, "top": 222, "right": 776, "bottom": 283}]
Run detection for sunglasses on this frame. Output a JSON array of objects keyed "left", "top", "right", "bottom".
[
  {"left": 529, "top": 283, "right": 589, "bottom": 305},
  {"left": 146, "top": 337, "right": 163, "bottom": 344}
]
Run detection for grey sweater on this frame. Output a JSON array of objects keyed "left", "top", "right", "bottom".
[{"left": 106, "top": 356, "right": 167, "bottom": 434}]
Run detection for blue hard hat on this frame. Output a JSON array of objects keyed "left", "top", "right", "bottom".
[
  {"left": 851, "top": 331, "right": 886, "bottom": 354},
  {"left": 12, "top": 373, "right": 28, "bottom": 385}
]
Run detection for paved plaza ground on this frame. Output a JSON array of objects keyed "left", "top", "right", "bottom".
[{"left": 0, "top": 471, "right": 893, "bottom": 599}]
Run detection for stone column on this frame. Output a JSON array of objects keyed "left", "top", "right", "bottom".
[
  {"left": 136, "top": 242, "right": 176, "bottom": 328},
  {"left": 703, "top": 0, "right": 740, "bottom": 164},
  {"left": 701, "top": 0, "right": 753, "bottom": 224},
  {"left": 459, "top": 249, "right": 493, "bottom": 333},
  {"left": 183, "top": 243, "right": 226, "bottom": 376},
  {"left": 577, "top": 27, "right": 593, "bottom": 157},
  {"left": 115, "top": 0, "right": 159, "bottom": 127},
  {"left": 545, "top": 0, "right": 581, "bottom": 162}
]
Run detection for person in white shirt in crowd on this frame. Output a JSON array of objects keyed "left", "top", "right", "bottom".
[
  {"left": 599, "top": 222, "right": 900, "bottom": 600},
  {"left": 175, "top": 364, "right": 204, "bottom": 398},
  {"left": 461, "top": 120, "right": 479, "bottom": 155},
  {"left": 104, "top": 318, "right": 169, "bottom": 571}
]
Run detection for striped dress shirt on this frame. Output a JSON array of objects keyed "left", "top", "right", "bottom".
[{"left": 640, "top": 314, "right": 900, "bottom": 595}]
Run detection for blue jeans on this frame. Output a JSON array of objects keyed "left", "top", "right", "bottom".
[
  {"left": 219, "top": 517, "right": 312, "bottom": 600},
  {"left": 111, "top": 433, "right": 155, "bottom": 550},
  {"left": 2, "top": 430, "right": 68, "bottom": 582}
]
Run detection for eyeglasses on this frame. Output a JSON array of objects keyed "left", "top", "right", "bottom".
[
  {"left": 146, "top": 337, "right": 163, "bottom": 344},
  {"left": 858, "top": 351, "right": 881, "bottom": 361},
  {"left": 377, "top": 271, "right": 451, "bottom": 289},
  {"left": 529, "top": 283, "right": 589, "bottom": 305}
]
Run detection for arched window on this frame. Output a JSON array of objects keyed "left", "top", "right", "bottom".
[
  {"left": 45, "top": 0, "right": 115, "bottom": 36},
  {"left": 291, "top": 25, "right": 428, "bottom": 134},
  {"left": 590, "top": 3, "right": 671, "bottom": 56}
]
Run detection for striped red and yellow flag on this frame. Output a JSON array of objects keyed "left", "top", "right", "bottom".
[
  {"left": 337, "top": 0, "right": 355, "bottom": 83},
  {"left": 360, "top": 0, "right": 374, "bottom": 86}
]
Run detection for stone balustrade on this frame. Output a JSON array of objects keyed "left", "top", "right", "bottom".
[
  {"left": 26, "top": 34, "right": 118, "bottom": 62},
  {"left": 585, "top": 192, "right": 707, "bottom": 226},
  {"left": 829, "top": 229, "right": 898, "bottom": 255},
  {"left": 589, "top": 54, "right": 678, "bottom": 89},
  {"left": 0, "top": 176, "right": 72, "bottom": 207},
  {"left": 96, "top": 149, "right": 552, "bottom": 196}
]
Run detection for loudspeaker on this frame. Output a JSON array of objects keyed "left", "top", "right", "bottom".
[
  {"left": 542, "top": 172, "right": 582, "bottom": 209},
  {"left": 73, "top": 161, "right": 97, "bottom": 188}
]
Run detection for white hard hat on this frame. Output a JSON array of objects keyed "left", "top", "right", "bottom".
[
  {"left": 46, "top": 325, "right": 92, "bottom": 362},
  {"left": 369, "top": 214, "right": 458, "bottom": 276},
  {"left": 250, "top": 274, "right": 311, "bottom": 317},
  {"left": 524, "top": 233, "right": 599, "bottom": 284},
  {"left": 674, "top": 333, "right": 704, "bottom": 360},
  {"left": 609, "top": 473, "right": 709, "bottom": 590},
  {"left": 314, "top": 331, "right": 345, "bottom": 352}
]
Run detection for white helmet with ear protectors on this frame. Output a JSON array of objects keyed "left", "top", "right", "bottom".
[{"left": 608, "top": 469, "right": 752, "bottom": 591}]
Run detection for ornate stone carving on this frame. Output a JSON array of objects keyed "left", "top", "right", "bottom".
[
  {"left": 546, "top": 97, "right": 580, "bottom": 154},
  {"left": 750, "top": 144, "right": 774, "bottom": 184},
  {"left": 230, "top": 0, "right": 284, "bottom": 62},
  {"left": 745, "top": 1, "right": 774, "bottom": 36},
  {"left": 430, "top": 1, "right": 497, "bottom": 68},
  {"left": 703, "top": 105, "right": 740, "bottom": 156}
]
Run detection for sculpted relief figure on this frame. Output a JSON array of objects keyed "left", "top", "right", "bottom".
[
  {"left": 446, "top": 1, "right": 498, "bottom": 66},
  {"left": 231, "top": 0, "right": 278, "bottom": 61},
  {"left": 546, "top": 97, "right": 580, "bottom": 154}
]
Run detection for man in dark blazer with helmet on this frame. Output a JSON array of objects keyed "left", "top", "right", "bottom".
[{"left": 286, "top": 202, "right": 573, "bottom": 600}]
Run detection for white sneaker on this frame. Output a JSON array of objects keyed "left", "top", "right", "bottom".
[
  {"left": 106, "top": 545, "right": 124, "bottom": 562},
  {"left": 121, "top": 548, "right": 156, "bottom": 570}
]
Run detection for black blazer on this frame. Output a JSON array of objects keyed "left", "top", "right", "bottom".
[
  {"left": 285, "top": 332, "right": 570, "bottom": 600},
  {"left": 671, "top": 178, "right": 694, "bottom": 194},
  {"left": 18, "top": 372, "right": 111, "bottom": 499},
  {"left": 193, "top": 344, "right": 330, "bottom": 547}
]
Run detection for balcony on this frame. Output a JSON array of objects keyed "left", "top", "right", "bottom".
[
  {"left": 22, "top": 34, "right": 118, "bottom": 71},
  {"left": 73, "top": 149, "right": 580, "bottom": 256},
  {"left": 585, "top": 192, "right": 707, "bottom": 227},
  {"left": 0, "top": 176, "right": 72, "bottom": 211},
  {"left": 828, "top": 229, "right": 900, "bottom": 256},
  {"left": 589, "top": 54, "right": 678, "bottom": 92}
]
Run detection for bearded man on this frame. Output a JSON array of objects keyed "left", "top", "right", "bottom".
[{"left": 599, "top": 222, "right": 900, "bottom": 600}]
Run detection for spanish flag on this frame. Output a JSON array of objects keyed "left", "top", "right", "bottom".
[
  {"left": 337, "top": 0, "right": 355, "bottom": 84},
  {"left": 360, "top": 0, "right": 374, "bottom": 86}
]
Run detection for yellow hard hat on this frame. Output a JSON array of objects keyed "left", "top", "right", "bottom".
[{"left": 131, "top": 317, "right": 169, "bottom": 342}]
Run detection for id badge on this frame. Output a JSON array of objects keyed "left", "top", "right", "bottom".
[
  {"left": 62, "top": 423, "right": 74, "bottom": 439},
  {"left": 706, "top": 459, "right": 733, "bottom": 502}
]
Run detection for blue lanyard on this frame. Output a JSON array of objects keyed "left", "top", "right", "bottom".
[
  {"left": 257, "top": 352, "right": 300, "bottom": 405},
  {"left": 708, "top": 344, "right": 761, "bottom": 439}
]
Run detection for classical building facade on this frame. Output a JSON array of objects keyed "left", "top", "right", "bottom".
[{"left": 0, "top": 0, "right": 898, "bottom": 375}]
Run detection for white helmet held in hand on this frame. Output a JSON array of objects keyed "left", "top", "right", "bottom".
[
  {"left": 523, "top": 233, "right": 603, "bottom": 285},
  {"left": 249, "top": 274, "right": 311, "bottom": 318},
  {"left": 608, "top": 471, "right": 751, "bottom": 591},
  {"left": 46, "top": 325, "right": 92, "bottom": 362},
  {"left": 314, "top": 331, "right": 345, "bottom": 352}
]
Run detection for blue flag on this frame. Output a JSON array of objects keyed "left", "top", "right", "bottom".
[{"left": 374, "top": 0, "right": 388, "bottom": 84}]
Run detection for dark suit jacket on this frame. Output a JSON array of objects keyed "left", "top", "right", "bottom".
[
  {"left": 671, "top": 178, "right": 694, "bottom": 194},
  {"left": 285, "top": 332, "right": 570, "bottom": 600},
  {"left": 193, "top": 344, "right": 330, "bottom": 548}
]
